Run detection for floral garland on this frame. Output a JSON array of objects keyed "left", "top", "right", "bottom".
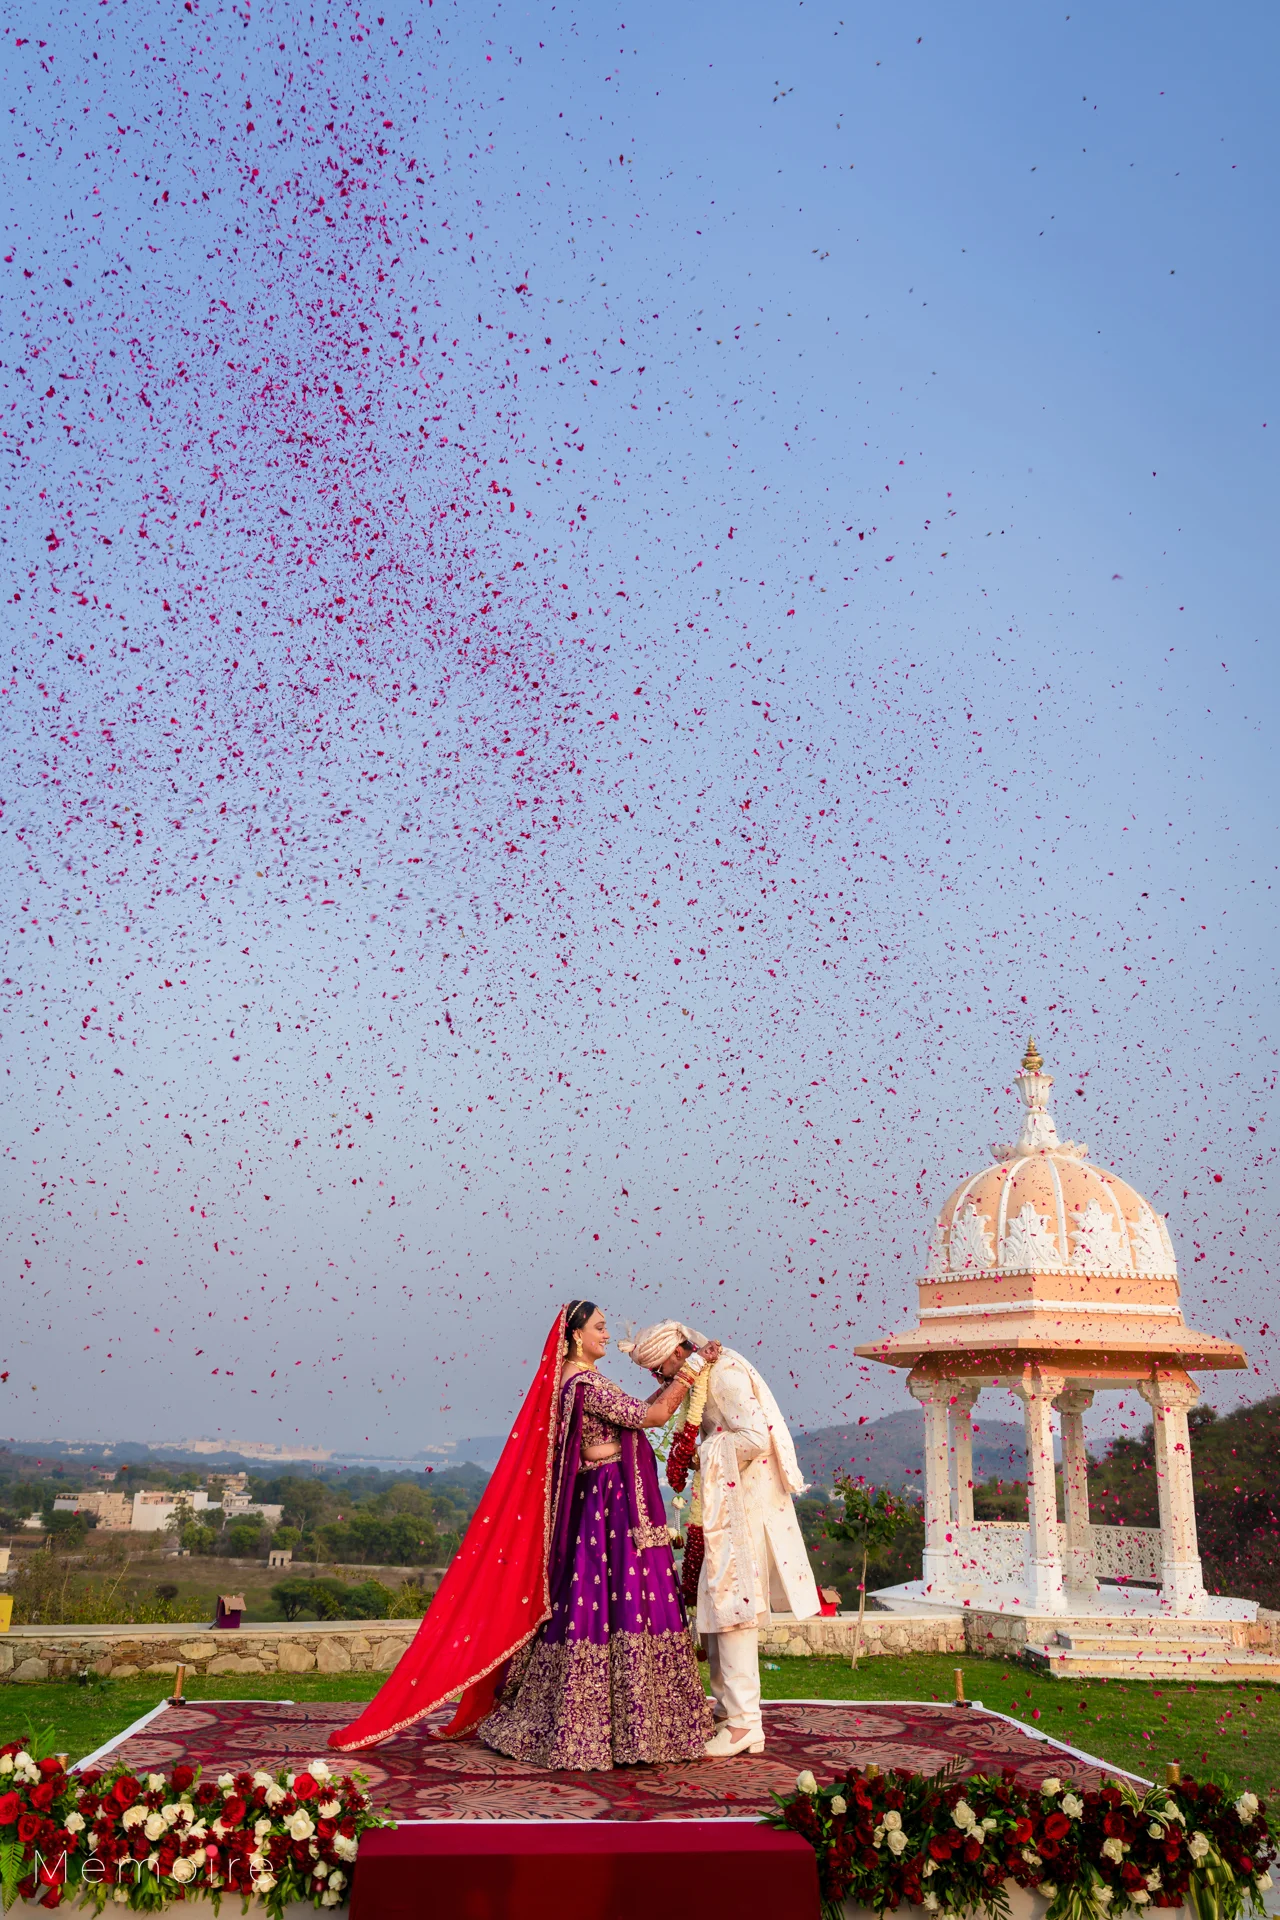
[
  {"left": 764, "top": 1762, "right": 1274, "bottom": 1920},
  {"left": 666, "top": 1360, "right": 712, "bottom": 1495},
  {"left": 0, "top": 1739, "right": 391, "bottom": 1914}
]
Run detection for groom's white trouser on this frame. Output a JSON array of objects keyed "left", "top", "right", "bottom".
[{"left": 704, "top": 1626, "right": 762, "bottom": 1735}]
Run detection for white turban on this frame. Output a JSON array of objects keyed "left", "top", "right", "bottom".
[{"left": 617, "top": 1320, "right": 707, "bottom": 1369}]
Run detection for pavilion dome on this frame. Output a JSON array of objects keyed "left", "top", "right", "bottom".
[{"left": 925, "top": 1039, "right": 1179, "bottom": 1284}]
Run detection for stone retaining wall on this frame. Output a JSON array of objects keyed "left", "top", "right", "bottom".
[
  {"left": 761, "top": 1612, "right": 965, "bottom": 1658},
  {"left": 0, "top": 1620, "right": 421, "bottom": 1684},
  {"left": 1, "top": 1610, "right": 965, "bottom": 1682}
]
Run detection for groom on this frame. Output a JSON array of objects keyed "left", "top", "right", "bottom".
[{"left": 621, "top": 1321, "right": 819, "bottom": 1757}]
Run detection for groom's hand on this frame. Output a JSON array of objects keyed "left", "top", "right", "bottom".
[{"left": 699, "top": 1341, "right": 722, "bottom": 1365}]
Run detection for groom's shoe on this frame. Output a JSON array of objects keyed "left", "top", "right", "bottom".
[{"left": 704, "top": 1724, "right": 765, "bottom": 1757}]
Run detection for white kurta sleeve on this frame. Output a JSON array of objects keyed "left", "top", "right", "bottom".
[{"left": 708, "top": 1359, "right": 771, "bottom": 1466}]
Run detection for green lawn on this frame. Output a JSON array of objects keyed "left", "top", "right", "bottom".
[{"left": 3, "top": 1656, "right": 1275, "bottom": 1798}]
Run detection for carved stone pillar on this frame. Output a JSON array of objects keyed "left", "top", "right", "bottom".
[
  {"left": 951, "top": 1383, "right": 980, "bottom": 1533},
  {"left": 908, "top": 1372, "right": 956, "bottom": 1599},
  {"left": 1137, "top": 1372, "right": 1204, "bottom": 1615},
  {"left": 1054, "top": 1388, "right": 1097, "bottom": 1597},
  {"left": 1013, "top": 1366, "right": 1067, "bottom": 1614}
]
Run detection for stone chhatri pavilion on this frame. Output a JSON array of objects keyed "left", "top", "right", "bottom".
[{"left": 857, "top": 1041, "right": 1274, "bottom": 1677}]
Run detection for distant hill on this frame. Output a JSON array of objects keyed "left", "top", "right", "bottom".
[{"left": 795, "top": 1406, "right": 1041, "bottom": 1492}]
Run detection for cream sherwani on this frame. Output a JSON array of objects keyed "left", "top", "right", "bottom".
[
  {"left": 695, "top": 1348, "right": 818, "bottom": 1739},
  {"left": 695, "top": 1348, "right": 819, "bottom": 1631}
]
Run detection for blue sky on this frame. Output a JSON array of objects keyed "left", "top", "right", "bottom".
[{"left": 2, "top": 0, "right": 1276, "bottom": 1453}]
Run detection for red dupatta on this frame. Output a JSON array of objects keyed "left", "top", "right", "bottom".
[{"left": 328, "top": 1309, "right": 567, "bottom": 1751}]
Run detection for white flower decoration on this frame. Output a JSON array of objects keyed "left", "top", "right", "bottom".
[
  {"left": 1235, "top": 1793, "right": 1259, "bottom": 1826},
  {"left": 1040, "top": 1778, "right": 1062, "bottom": 1796},
  {"left": 831, "top": 1796, "right": 847, "bottom": 1815},
  {"left": 795, "top": 1770, "right": 818, "bottom": 1795},
  {"left": 144, "top": 1813, "right": 167, "bottom": 1842},
  {"left": 1102, "top": 1837, "right": 1126, "bottom": 1863},
  {"left": 170, "top": 1857, "right": 197, "bottom": 1885},
  {"left": 952, "top": 1800, "right": 977, "bottom": 1830},
  {"left": 122, "top": 1807, "right": 147, "bottom": 1830},
  {"left": 288, "top": 1809, "right": 316, "bottom": 1841},
  {"left": 887, "top": 1829, "right": 909, "bottom": 1856},
  {"left": 1188, "top": 1832, "right": 1211, "bottom": 1862},
  {"left": 883, "top": 1810, "right": 903, "bottom": 1832},
  {"left": 1062, "top": 1794, "right": 1084, "bottom": 1819},
  {"left": 65, "top": 1811, "right": 86, "bottom": 1834}
]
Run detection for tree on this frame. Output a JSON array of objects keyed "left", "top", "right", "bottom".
[{"left": 824, "top": 1480, "right": 921, "bottom": 1669}]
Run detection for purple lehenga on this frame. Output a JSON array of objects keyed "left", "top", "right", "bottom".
[{"left": 478, "top": 1368, "right": 712, "bottom": 1770}]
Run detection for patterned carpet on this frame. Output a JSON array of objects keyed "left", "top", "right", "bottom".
[{"left": 89, "top": 1700, "right": 1140, "bottom": 1823}]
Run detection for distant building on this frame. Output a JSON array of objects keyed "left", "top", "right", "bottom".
[
  {"left": 52, "top": 1491, "right": 132, "bottom": 1530},
  {"left": 222, "top": 1496, "right": 284, "bottom": 1524},
  {"left": 130, "top": 1489, "right": 217, "bottom": 1532},
  {"left": 211, "top": 1472, "right": 249, "bottom": 1495}
]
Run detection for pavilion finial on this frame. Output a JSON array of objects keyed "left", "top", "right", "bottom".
[{"left": 1021, "top": 1035, "right": 1043, "bottom": 1074}]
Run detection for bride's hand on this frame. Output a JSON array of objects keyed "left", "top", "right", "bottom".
[{"left": 699, "top": 1341, "right": 722, "bottom": 1365}]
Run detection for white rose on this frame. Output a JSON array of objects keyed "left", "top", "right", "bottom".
[
  {"left": 1235, "top": 1793, "right": 1259, "bottom": 1826},
  {"left": 188, "top": 1823, "right": 208, "bottom": 1843},
  {"left": 1149, "top": 1823, "right": 1166, "bottom": 1839},
  {"left": 328, "top": 1871, "right": 346, "bottom": 1893},
  {"left": 255, "top": 1818, "right": 273, "bottom": 1838},
  {"left": 146, "top": 1852, "right": 160, "bottom": 1870},
  {"left": 795, "top": 1770, "right": 818, "bottom": 1796},
  {"left": 0, "top": 1757, "right": 12, "bottom": 1775},
  {"left": 319, "top": 1799, "right": 342, "bottom": 1819},
  {"left": 1146, "top": 1872, "right": 1162, "bottom": 1891},
  {"left": 217, "top": 1774, "right": 235, "bottom": 1791},
  {"left": 14, "top": 1753, "right": 32, "bottom": 1770},
  {"left": 334, "top": 1833, "right": 359, "bottom": 1861},
  {"left": 1102, "top": 1837, "right": 1126, "bottom": 1863},
  {"left": 922, "top": 1859, "right": 937, "bottom": 1879},
  {"left": 1163, "top": 1802, "right": 1184, "bottom": 1824},
  {"left": 147, "top": 1773, "right": 165, "bottom": 1792},
  {"left": 321, "top": 1894, "right": 341, "bottom": 1909},
  {"left": 265, "top": 1784, "right": 287, "bottom": 1808},
  {"left": 144, "top": 1813, "right": 167, "bottom": 1842},
  {"left": 162, "top": 1802, "right": 183, "bottom": 1827},
  {"left": 170, "top": 1857, "right": 197, "bottom": 1885},
  {"left": 1040, "top": 1886, "right": 1058, "bottom": 1902},
  {"left": 1040, "top": 1777, "right": 1062, "bottom": 1796},
  {"left": 952, "top": 1800, "right": 976, "bottom": 1830},
  {"left": 288, "top": 1810, "right": 316, "bottom": 1841},
  {"left": 831, "top": 1796, "right": 848, "bottom": 1815},
  {"left": 308, "top": 1760, "right": 333, "bottom": 1781},
  {"left": 253, "top": 1771, "right": 274, "bottom": 1789},
  {"left": 873, "top": 1826, "right": 885, "bottom": 1847},
  {"left": 1022, "top": 1849, "right": 1043, "bottom": 1870},
  {"left": 923, "top": 1895, "right": 940, "bottom": 1912},
  {"left": 65, "top": 1812, "right": 86, "bottom": 1834},
  {"left": 1095, "top": 1887, "right": 1114, "bottom": 1907},
  {"left": 887, "top": 1829, "right": 909, "bottom": 1856},
  {"left": 883, "top": 1810, "right": 903, "bottom": 1832},
  {"left": 255, "top": 1871, "right": 277, "bottom": 1893},
  {"left": 1133, "top": 1893, "right": 1150, "bottom": 1905},
  {"left": 249, "top": 1850, "right": 266, "bottom": 1872},
  {"left": 113, "top": 1889, "right": 130, "bottom": 1906},
  {"left": 1063, "top": 1794, "right": 1084, "bottom": 1819},
  {"left": 123, "top": 1806, "right": 147, "bottom": 1830},
  {"left": 982, "top": 1818, "right": 999, "bottom": 1834},
  {"left": 178, "top": 1802, "right": 195, "bottom": 1824},
  {"left": 1256, "top": 1874, "right": 1272, "bottom": 1893},
  {"left": 1188, "top": 1832, "right": 1211, "bottom": 1862},
  {"left": 314, "top": 1859, "right": 330, "bottom": 1878}
]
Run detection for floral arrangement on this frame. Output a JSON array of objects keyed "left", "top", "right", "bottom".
[
  {"left": 764, "top": 1762, "right": 1274, "bottom": 1920},
  {"left": 0, "top": 1738, "right": 391, "bottom": 1915}
]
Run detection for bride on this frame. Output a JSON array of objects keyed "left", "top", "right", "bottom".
[{"left": 329, "top": 1301, "right": 714, "bottom": 1769}]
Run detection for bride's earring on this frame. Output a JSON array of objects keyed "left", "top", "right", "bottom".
[{"left": 572, "top": 1331, "right": 584, "bottom": 1358}]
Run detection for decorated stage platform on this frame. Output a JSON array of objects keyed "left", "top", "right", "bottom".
[{"left": 89, "top": 1696, "right": 1138, "bottom": 1823}]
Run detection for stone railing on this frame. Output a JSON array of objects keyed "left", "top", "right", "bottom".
[
  {"left": 762, "top": 1611, "right": 964, "bottom": 1658},
  {"left": 1088, "top": 1523, "right": 1162, "bottom": 1584}
]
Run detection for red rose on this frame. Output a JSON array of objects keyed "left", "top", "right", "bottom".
[
  {"left": 221, "top": 1796, "right": 247, "bottom": 1825},
  {"left": 172, "top": 1765, "right": 195, "bottom": 1792},
  {"left": 1043, "top": 1812, "right": 1071, "bottom": 1840},
  {"left": 113, "top": 1776, "right": 141, "bottom": 1807},
  {"left": 37, "top": 1757, "right": 63, "bottom": 1777},
  {"left": 964, "top": 1837, "right": 983, "bottom": 1862},
  {"left": 17, "top": 1812, "right": 43, "bottom": 1844},
  {"left": 1013, "top": 1818, "right": 1034, "bottom": 1843},
  {"left": 0, "top": 1791, "right": 21, "bottom": 1826},
  {"left": 30, "top": 1783, "right": 55, "bottom": 1812},
  {"left": 292, "top": 1771, "right": 319, "bottom": 1799},
  {"left": 928, "top": 1837, "right": 953, "bottom": 1861}
]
